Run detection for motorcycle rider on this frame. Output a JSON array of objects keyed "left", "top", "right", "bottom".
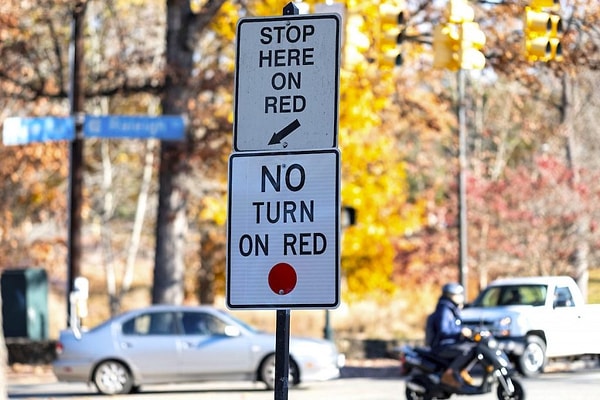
[{"left": 427, "top": 282, "right": 477, "bottom": 389}]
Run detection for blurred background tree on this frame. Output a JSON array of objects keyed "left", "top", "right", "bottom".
[{"left": 0, "top": 0, "right": 599, "bottom": 338}]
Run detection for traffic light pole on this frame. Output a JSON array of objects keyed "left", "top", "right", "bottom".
[
  {"left": 457, "top": 68, "right": 468, "bottom": 294},
  {"left": 433, "top": 0, "right": 485, "bottom": 295}
]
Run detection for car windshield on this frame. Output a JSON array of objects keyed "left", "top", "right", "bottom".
[
  {"left": 215, "top": 309, "right": 259, "bottom": 333},
  {"left": 471, "top": 284, "right": 548, "bottom": 307}
]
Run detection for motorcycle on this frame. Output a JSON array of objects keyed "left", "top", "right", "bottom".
[{"left": 400, "top": 330, "right": 525, "bottom": 400}]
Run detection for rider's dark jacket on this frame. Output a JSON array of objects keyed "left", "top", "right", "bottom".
[{"left": 430, "top": 296, "right": 464, "bottom": 348}]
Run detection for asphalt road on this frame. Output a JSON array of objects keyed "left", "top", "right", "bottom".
[{"left": 7, "top": 366, "right": 600, "bottom": 400}]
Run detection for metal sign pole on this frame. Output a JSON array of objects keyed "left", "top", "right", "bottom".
[
  {"left": 274, "top": 5, "right": 297, "bottom": 400},
  {"left": 274, "top": 309, "right": 291, "bottom": 400}
]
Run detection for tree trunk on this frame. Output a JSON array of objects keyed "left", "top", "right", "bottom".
[
  {"left": 153, "top": 140, "right": 188, "bottom": 304},
  {"left": 100, "top": 140, "right": 119, "bottom": 315},
  {"left": 152, "top": 0, "right": 225, "bottom": 304},
  {"left": 561, "top": 72, "right": 589, "bottom": 299},
  {"left": 122, "top": 140, "right": 157, "bottom": 299}
]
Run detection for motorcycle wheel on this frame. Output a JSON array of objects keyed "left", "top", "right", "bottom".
[
  {"left": 496, "top": 378, "right": 525, "bottom": 400},
  {"left": 405, "top": 386, "right": 432, "bottom": 400},
  {"left": 405, "top": 376, "right": 434, "bottom": 400}
]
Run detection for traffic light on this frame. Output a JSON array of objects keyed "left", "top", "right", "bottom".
[
  {"left": 433, "top": 0, "right": 485, "bottom": 71},
  {"left": 433, "top": 23, "right": 460, "bottom": 71},
  {"left": 524, "top": 0, "right": 563, "bottom": 62},
  {"left": 345, "top": 14, "right": 371, "bottom": 70},
  {"left": 460, "top": 21, "right": 486, "bottom": 70},
  {"left": 448, "top": 0, "right": 475, "bottom": 23},
  {"left": 526, "top": 0, "right": 560, "bottom": 11},
  {"left": 379, "top": 1, "right": 407, "bottom": 68}
]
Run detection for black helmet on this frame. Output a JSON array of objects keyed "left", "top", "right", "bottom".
[{"left": 442, "top": 282, "right": 464, "bottom": 297}]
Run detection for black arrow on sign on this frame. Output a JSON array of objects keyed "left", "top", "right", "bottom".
[{"left": 268, "top": 119, "right": 301, "bottom": 146}]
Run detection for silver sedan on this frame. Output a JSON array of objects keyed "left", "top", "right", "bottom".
[{"left": 52, "top": 305, "right": 344, "bottom": 395}]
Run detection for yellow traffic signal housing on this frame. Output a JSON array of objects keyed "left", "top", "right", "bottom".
[
  {"left": 433, "top": 23, "right": 461, "bottom": 71},
  {"left": 448, "top": 0, "right": 475, "bottom": 24},
  {"left": 524, "top": 36, "right": 562, "bottom": 62},
  {"left": 525, "top": 7, "right": 562, "bottom": 34},
  {"left": 435, "top": 0, "right": 486, "bottom": 71},
  {"left": 433, "top": 22, "right": 485, "bottom": 71},
  {"left": 379, "top": 2, "right": 407, "bottom": 68},
  {"left": 524, "top": 6, "right": 563, "bottom": 62},
  {"left": 344, "top": 14, "right": 371, "bottom": 71},
  {"left": 530, "top": 0, "right": 560, "bottom": 12},
  {"left": 460, "top": 22, "right": 486, "bottom": 70},
  {"left": 549, "top": 14, "right": 563, "bottom": 37}
]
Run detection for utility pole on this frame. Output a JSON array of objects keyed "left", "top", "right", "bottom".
[
  {"left": 433, "top": 0, "right": 486, "bottom": 295},
  {"left": 66, "top": 1, "right": 87, "bottom": 326},
  {"left": 457, "top": 68, "right": 468, "bottom": 294}
]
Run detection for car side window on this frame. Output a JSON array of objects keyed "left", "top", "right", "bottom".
[
  {"left": 181, "top": 312, "right": 228, "bottom": 336},
  {"left": 553, "top": 286, "right": 574, "bottom": 307},
  {"left": 122, "top": 312, "right": 177, "bottom": 336}
]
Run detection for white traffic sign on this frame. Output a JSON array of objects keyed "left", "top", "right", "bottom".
[
  {"left": 227, "top": 150, "right": 340, "bottom": 309},
  {"left": 233, "top": 14, "right": 341, "bottom": 152}
]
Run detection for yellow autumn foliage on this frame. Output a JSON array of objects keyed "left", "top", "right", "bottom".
[
  {"left": 198, "top": 0, "right": 429, "bottom": 301},
  {"left": 210, "top": 1, "right": 239, "bottom": 41},
  {"left": 200, "top": 195, "right": 228, "bottom": 226}
]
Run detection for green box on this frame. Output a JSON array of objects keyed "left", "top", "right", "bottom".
[{"left": 1, "top": 268, "right": 49, "bottom": 340}]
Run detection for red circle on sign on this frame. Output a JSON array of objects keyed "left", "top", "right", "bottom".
[{"left": 268, "top": 263, "right": 297, "bottom": 295}]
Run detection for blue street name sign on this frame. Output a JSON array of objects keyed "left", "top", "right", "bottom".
[
  {"left": 2, "top": 117, "right": 75, "bottom": 145},
  {"left": 84, "top": 115, "right": 185, "bottom": 140}
]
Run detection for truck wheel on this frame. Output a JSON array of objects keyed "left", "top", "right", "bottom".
[{"left": 517, "top": 336, "right": 546, "bottom": 377}]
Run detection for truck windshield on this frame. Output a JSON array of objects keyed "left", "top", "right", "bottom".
[{"left": 471, "top": 284, "right": 548, "bottom": 307}]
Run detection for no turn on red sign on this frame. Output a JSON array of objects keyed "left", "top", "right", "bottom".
[
  {"left": 233, "top": 14, "right": 341, "bottom": 152},
  {"left": 227, "top": 150, "right": 340, "bottom": 309}
]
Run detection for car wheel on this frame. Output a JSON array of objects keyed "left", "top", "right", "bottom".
[
  {"left": 259, "top": 354, "right": 299, "bottom": 390},
  {"left": 517, "top": 335, "right": 546, "bottom": 377},
  {"left": 93, "top": 360, "right": 134, "bottom": 395}
]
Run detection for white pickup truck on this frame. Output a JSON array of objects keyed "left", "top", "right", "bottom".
[{"left": 461, "top": 276, "right": 600, "bottom": 376}]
